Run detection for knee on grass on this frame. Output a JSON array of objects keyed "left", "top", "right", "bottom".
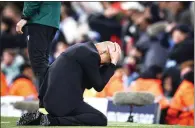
[{"left": 94, "top": 114, "right": 107, "bottom": 126}]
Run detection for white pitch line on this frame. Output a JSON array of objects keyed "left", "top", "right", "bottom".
[{"left": 1, "top": 122, "right": 10, "bottom": 124}]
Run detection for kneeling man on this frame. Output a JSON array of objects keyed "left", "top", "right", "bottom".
[{"left": 17, "top": 41, "right": 121, "bottom": 126}]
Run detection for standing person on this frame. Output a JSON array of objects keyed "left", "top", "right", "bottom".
[
  {"left": 17, "top": 41, "right": 121, "bottom": 126},
  {"left": 16, "top": 2, "right": 61, "bottom": 108}
]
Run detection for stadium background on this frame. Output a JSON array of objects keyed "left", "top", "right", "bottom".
[{"left": 0, "top": 1, "right": 194, "bottom": 126}]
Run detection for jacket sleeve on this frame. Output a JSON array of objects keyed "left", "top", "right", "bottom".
[
  {"left": 81, "top": 54, "right": 116, "bottom": 92},
  {"left": 22, "top": 2, "right": 42, "bottom": 20}
]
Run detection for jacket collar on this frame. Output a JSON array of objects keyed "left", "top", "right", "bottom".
[{"left": 87, "top": 41, "right": 101, "bottom": 65}]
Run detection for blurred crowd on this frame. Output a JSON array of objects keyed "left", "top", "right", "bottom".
[{"left": 0, "top": 2, "right": 194, "bottom": 125}]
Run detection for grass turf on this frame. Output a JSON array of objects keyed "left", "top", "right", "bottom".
[{"left": 1, "top": 117, "right": 193, "bottom": 128}]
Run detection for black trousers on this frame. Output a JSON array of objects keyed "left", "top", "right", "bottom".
[
  {"left": 46, "top": 101, "right": 107, "bottom": 126},
  {"left": 26, "top": 24, "right": 57, "bottom": 107}
]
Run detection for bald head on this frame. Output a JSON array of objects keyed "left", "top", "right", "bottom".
[
  {"left": 100, "top": 41, "right": 116, "bottom": 51},
  {"left": 95, "top": 41, "right": 116, "bottom": 64}
]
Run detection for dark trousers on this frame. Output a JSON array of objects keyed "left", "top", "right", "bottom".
[
  {"left": 47, "top": 101, "right": 107, "bottom": 126},
  {"left": 26, "top": 24, "right": 57, "bottom": 107}
]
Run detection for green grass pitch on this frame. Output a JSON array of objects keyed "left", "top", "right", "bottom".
[{"left": 1, "top": 117, "right": 193, "bottom": 128}]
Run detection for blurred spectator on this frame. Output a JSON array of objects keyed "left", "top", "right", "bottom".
[
  {"left": 166, "top": 41, "right": 194, "bottom": 126},
  {"left": 1, "top": 17, "right": 14, "bottom": 34},
  {"left": 1, "top": 49, "right": 24, "bottom": 84},
  {"left": 9, "top": 63, "right": 38, "bottom": 100},
  {"left": 96, "top": 66, "right": 124, "bottom": 98},
  {"left": 161, "top": 67, "right": 181, "bottom": 98},
  {"left": 128, "top": 16, "right": 152, "bottom": 67},
  {"left": 137, "top": 19, "right": 170, "bottom": 71},
  {"left": 168, "top": 28, "right": 193, "bottom": 69},
  {"left": 166, "top": 24, "right": 193, "bottom": 68},
  {"left": 120, "top": 2, "right": 145, "bottom": 55},
  {"left": 167, "top": 2, "right": 192, "bottom": 25},
  {"left": 1, "top": 72, "right": 9, "bottom": 96},
  {"left": 20, "top": 48, "right": 30, "bottom": 64},
  {"left": 2, "top": 3, "right": 21, "bottom": 24},
  {"left": 128, "top": 45, "right": 146, "bottom": 73},
  {"left": 142, "top": 40, "right": 169, "bottom": 73},
  {"left": 123, "top": 56, "right": 139, "bottom": 87},
  {"left": 159, "top": 67, "right": 181, "bottom": 124},
  {"left": 127, "top": 65, "right": 169, "bottom": 109},
  {"left": 0, "top": 16, "right": 26, "bottom": 56},
  {"left": 1, "top": 3, "right": 23, "bottom": 48},
  {"left": 144, "top": 3, "right": 163, "bottom": 23},
  {"left": 88, "top": 2, "right": 122, "bottom": 43},
  {"left": 60, "top": 3, "right": 78, "bottom": 44},
  {"left": 171, "top": 24, "right": 193, "bottom": 44},
  {"left": 157, "top": 2, "right": 169, "bottom": 20},
  {"left": 72, "top": 2, "right": 104, "bottom": 18},
  {"left": 54, "top": 41, "right": 69, "bottom": 59},
  {"left": 51, "top": 30, "right": 67, "bottom": 54},
  {"left": 132, "top": 16, "right": 154, "bottom": 55}
]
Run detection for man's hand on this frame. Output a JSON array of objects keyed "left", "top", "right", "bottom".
[
  {"left": 16, "top": 19, "right": 27, "bottom": 34},
  {"left": 108, "top": 43, "right": 121, "bottom": 65}
]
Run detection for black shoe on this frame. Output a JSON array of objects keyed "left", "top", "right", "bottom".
[
  {"left": 17, "top": 111, "right": 42, "bottom": 126},
  {"left": 40, "top": 115, "right": 51, "bottom": 126}
]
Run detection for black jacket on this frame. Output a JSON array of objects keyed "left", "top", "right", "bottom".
[
  {"left": 169, "top": 39, "right": 194, "bottom": 64},
  {"left": 43, "top": 41, "right": 115, "bottom": 116},
  {"left": 162, "top": 67, "right": 181, "bottom": 97}
]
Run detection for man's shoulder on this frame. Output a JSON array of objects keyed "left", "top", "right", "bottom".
[
  {"left": 62, "top": 42, "right": 100, "bottom": 64},
  {"left": 61, "top": 43, "right": 89, "bottom": 59},
  {"left": 65, "top": 43, "right": 86, "bottom": 53},
  {"left": 67, "top": 42, "right": 98, "bottom": 55}
]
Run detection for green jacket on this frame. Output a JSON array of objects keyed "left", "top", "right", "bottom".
[{"left": 22, "top": 2, "right": 61, "bottom": 29}]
